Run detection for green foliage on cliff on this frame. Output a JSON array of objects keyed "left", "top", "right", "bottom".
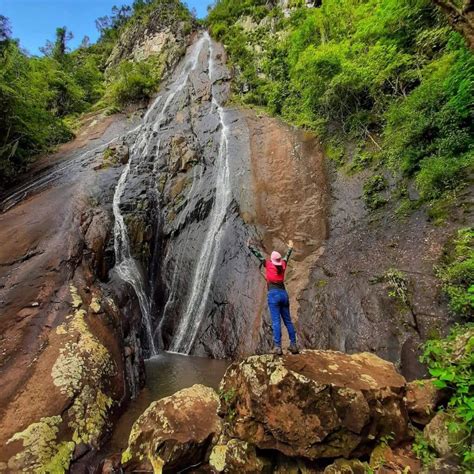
[
  {"left": 105, "top": 58, "right": 161, "bottom": 107},
  {"left": 421, "top": 324, "right": 474, "bottom": 467},
  {"left": 0, "top": 19, "right": 111, "bottom": 187},
  {"left": 437, "top": 227, "right": 474, "bottom": 318},
  {"left": 207, "top": 0, "right": 474, "bottom": 208},
  {"left": 0, "top": 31, "right": 103, "bottom": 186},
  {"left": 0, "top": 0, "right": 192, "bottom": 188}
]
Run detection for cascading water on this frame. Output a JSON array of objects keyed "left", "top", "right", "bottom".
[
  {"left": 170, "top": 37, "right": 232, "bottom": 354},
  {"left": 112, "top": 35, "right": 208, "bottom": 356}
]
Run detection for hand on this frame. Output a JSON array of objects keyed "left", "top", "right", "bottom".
[
  {"left": 288, "top": 240, "right": 294, "bottom": 249},
  {"left": 247, "top": 237, "right": 251, "bottom": 247}
]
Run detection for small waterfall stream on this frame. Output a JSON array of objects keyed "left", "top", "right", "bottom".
[
  {"left": 170, "top": 37, "right": 232, "bottom": 353},
  {"left": 113, "top": 156, "right": 157, "bottom": 354},
  {"left": 112, "top": 35, "right": 209, "bottom": 355}
]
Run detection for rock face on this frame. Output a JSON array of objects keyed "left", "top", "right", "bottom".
[
  {"left": 115, "top": 31, "right": 327, "bottom": 359},
  {"left": 296, "top": 158, "right": 465, "bottom": 380},
  {"left": 122, "top": 384, "right": 220, "bottom": 472},
  {"left": 0, "top": 111, "right": 145, "bottom": 470},
  {"left": 218, "top": 351, "right": 409, "bottom": 461},
  {"left": 106, "top": 0, "right": 194, "bottom": 73}
]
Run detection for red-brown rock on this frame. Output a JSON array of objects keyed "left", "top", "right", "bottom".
[
  {"left": 405, "top": 379, "right": 447, "bottom": 425},
  {"left": 122, "top": 384, "right": 221, "bottom": 472},
  {"left": 218, "top": 351, "right": 409, "bottom": 461}
]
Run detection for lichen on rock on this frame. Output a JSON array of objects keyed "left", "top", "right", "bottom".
[
  {"left": 218, "top": 350, "right": 409, "bottom": 460},
  {"left": 7, "top": 416, "right": 75, "bottom": 473},
  {"left": 209, "top": 438, "right": 271, "bottom": 473},
  {"left": 123, "top": 384, "right": 221, "bottom": 473},
  {"left": 52, "top": 285, "right": 116, "bottom": 447}
]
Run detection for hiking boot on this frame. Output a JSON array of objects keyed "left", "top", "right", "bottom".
[
  {"left": 288, "top": 343, "right": 299, "bottom": 354},
  {"left": 272, "top": 346, "right": 283, "bottom": 356}
]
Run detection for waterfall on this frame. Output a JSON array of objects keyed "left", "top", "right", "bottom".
[
  {"left": 170, "top": 36, "right": 232, "bottom": 354},
  {"left": 112, "top": 35, "right": 208, "bottom": 356},
  {"left": 113, "top": 156, "right": 158, "bottom": 355}
]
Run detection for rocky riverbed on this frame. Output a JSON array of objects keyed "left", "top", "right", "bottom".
[{"left": 112, "top": 350, "right": 453, "bottom": 473}]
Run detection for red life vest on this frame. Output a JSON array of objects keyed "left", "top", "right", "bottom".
[{"left": 265, "top": 260, "right": 287, "bottom": 284}]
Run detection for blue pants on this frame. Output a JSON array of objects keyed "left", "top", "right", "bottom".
[{"left": 267, "top": 289, "right": 297, "bottom": 347}]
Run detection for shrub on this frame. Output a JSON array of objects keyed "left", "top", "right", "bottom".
[
  {"left": 107, "top": 59, "right": 160, "bottom": 107},
  {"left": 437, "top": 228, "right": 474, "bottom": 318},
  {"left": 416, "top": 154, "right": 473, "bottom": 200},
  {"left": 363, "top": 174, "right": 388, "bottom": 210},
  {"left": 420, "top": 324, "right": 474, "bottom": 468}
]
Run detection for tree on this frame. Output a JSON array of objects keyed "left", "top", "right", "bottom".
[
  {"left": 40, "top": 26, "right": 73, "bottom": 60},
  {"left": 111, "top": 5, "right": 133, "bottom": 28},
  {"left": 53, "top": 27, "right": 73, "bottom": 60},
  {"left": 80, "top": 35, "right": 91, "bottom": 49},
  {"left": 0, "top": 15, "right": 11, "bottom": 42},
  {"left": 95, "top": 15, "right": 112, "bottom": 35},
  {"left": 433, "top": 0, "right": 474, "bottom": 50}
]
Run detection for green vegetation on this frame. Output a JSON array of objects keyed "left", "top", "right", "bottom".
[
  {"left": 412, "top": 430, "right": 437, "bottom": 467},
  {"left": 382, "top": 268, "right": 409, "bottom": 306},
  {"left": 363, "top": 174, "right": 388, "bottom": 210},
  {"left": 0, "top": 0, "right": 192, "bottom": 188},
  {"left": 106, "top": 58, "right": 161, "bottom": 107},
  {"left": 207, "top": 0, "right": 474, "bottom": 210},
  {"left": 420, "top": 324, "right": 474, "bottom": 468},
  {"left": 437, "top": 227, "right": 474, "bottom": 318}
]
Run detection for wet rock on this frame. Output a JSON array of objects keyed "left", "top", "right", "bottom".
[
  {"left": 323, "top": 458, "right": 368, "bottom": 474},
  {"left": 168, "top": 135, "right": 197, "bottom": 173},
  {"left": 122, "top": 384, "right": 220, "bottom": 472},
  {"left": 83, "top": 209, "right": 112, "bottom": 280},
  {"left": 423, "top": 411, "right": 467, "bottom": 458},
  {"left": 405, "top": 379, "right": 448, "bottom": 425},
  {"left": 209, "top": 438, "right": 272, "bottom": 473},
  {"left": 111, "top": 144, "right": 130, "bottom": 165},
  {"left": 95, "top": 144, "right": 130, "bottom": 170},
  {"left": 218, "top": 351, "right": 409, "bottom": 461}
]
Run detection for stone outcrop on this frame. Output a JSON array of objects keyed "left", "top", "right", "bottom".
[
  {"left": 115, "top": 351, "right": 430, "bottom": 473},
  {"left": 218, "top": 351, "right": 409, "bottom": 461},
  {"left": 122, "top": 384, "right": 221, "bottom": 472},
  {"left": 369, "top": 443, "right": 421, "bottom": 473},
  {"left": 405, "top": 379, "right": 448, "bottom": 425},
  {"left": 423, "top": 411, "right": 468, "bottom": 458},
  {"left": 106, "top": 0, "right": 194, "bottom": 74}
]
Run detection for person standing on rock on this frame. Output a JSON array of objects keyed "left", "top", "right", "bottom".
[{"left": 247, "top": 238, "right": 299, "bottom": 355}]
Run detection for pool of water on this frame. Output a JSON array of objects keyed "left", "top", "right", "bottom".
[{"left": 107, "top": 352, "right": 230, "bottom": 452}]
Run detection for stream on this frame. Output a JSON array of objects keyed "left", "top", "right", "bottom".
[{"left": 103, "top": 353, "right": 229, "bottom": 454}]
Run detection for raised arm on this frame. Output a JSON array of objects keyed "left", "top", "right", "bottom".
[
  {"left": 247, "top": 238, "right": 266, "bottom": 265},
  {"left": 283, "top": 240, "right": 294, "bottom": 263}
]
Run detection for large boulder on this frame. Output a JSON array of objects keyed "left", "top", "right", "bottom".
[
  {"left": 218, "top": 351, "right": 409, "bottom": 460},
  {"left": 122, "top": 384, "right": 221, "bottom": 472},
  {"left": 405, "top": 379, "right": 448, "bottom": 425},
  {"left": 423, "top": 411, "right": 467, "bottom": 458}
]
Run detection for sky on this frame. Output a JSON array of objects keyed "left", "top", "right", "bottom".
[{"left": 0, "top": 0, "right": 212, "bottom": 55}]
